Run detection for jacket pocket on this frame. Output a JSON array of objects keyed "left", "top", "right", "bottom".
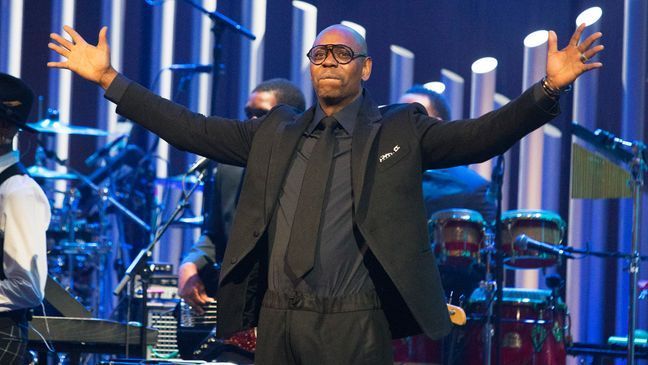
[{"left": 376, "top": 143, "right": 410, "bottom": 171}]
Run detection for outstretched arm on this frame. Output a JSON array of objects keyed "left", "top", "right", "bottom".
[
  {"left": 48, "top": 25, "right": 118, "bottom": 90},
  {"left": 546, "top": 23, "right": 604, "bottom": 89}
]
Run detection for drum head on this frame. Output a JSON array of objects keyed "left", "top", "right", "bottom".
[
  {"left": 501, "top": 210, "right": 566, "bottom": 269},
  {"left": 429, "top": 209, "right": 486, "bottom": 267}
]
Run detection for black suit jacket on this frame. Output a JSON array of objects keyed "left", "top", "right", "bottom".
[{"left": 111, "top": 76, "right": 558, "bottom": 340}]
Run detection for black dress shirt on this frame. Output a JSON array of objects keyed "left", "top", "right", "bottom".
[{"left": 268, "top": 92, "right": 375, "bottom": 296}]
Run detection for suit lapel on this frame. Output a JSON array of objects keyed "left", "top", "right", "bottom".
[
  {"left": 351, "top": 92, "right": 382, "bottom": 210},
  {"left": 265, "top": 107, "right": 315, "bottom": 217}
]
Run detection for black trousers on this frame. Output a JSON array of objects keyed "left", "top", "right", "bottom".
[
  {"left": 255, "top": 291, "right": 393, "bottom": 365},
  {"left": 0, "top": 316, "right": 28, "bottom": 365}
]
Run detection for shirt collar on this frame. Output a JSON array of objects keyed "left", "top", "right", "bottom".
[
  {"left": 310, "top": 90, "right": 364, "bottom": 135},
  {"left": 0, "top": 151, "right": 19, "bottom": 174}
]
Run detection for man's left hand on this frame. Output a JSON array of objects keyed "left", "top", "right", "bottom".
[{"left": 546, "top": 23, "right": 604, "bottom": 89}]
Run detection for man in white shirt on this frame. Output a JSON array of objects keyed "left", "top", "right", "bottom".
[{"left": 0, "top": 73, "right": 50, "bottom": 364}]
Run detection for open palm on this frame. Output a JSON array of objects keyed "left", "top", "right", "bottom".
[
  {"left": 546, "top": 23, "right": 604, "bottom": 89},
  {"left": 48, "top": 26, "right": 114, "bottom": 87}
]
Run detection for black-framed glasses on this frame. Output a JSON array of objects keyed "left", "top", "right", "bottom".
[{"left": 306, "top": 44, "right": 367, "bottom": 65}]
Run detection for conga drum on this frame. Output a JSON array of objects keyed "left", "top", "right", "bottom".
[
  {"left": 429, "top": 209, "right": 486, "bottom": 268},
  {"left": 500, "top": 210, "right": 566, "bottom": 269},
  {"left": 465, "top": 287, "right": 568, "bottom": 365}
]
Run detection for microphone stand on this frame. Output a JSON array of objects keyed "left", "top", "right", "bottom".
[
  {"left": 114, "top": 168, "right": 207, "bottom": 358},
  {"left": 176, "top": 0, "right": 256, "bottom": 236},
  {"left": 484, "top": 154, "right": 505, "bottom": 365},
  {"left": 571, "top": 122, "right": 647, "bottom": 364},
  {"left": 627, "top": 141, "right": 646, "bottom": 365}
]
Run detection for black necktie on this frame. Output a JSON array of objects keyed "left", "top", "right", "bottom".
[{"left": 286, "top": 116, "right": 338, "bottom": 278}]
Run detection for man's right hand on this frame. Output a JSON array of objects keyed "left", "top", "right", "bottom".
[
  {"left": 178, "top": 262, "right": 215, "bottom": 315},
  {"left": 48, "top": 25, "right": 117, "bottom": 90}
]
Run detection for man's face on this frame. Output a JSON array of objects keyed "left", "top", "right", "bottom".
[
  {"left": 245, "top": 90, "right": 277, "bottom": 119},
  {"left": 309, "top": 28, "right": 372, "bottom": 106}
]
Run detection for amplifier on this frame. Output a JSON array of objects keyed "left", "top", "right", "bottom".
[{"left": 147, "top": 298, "right": 180, "bottom": 360}]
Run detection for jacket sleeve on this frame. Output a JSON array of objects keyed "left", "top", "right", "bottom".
[
  {"left": 105, "top": 74, "right": 262, "bottom": 167},
  {"left": 414, "top": 82, "right": 560, "bottom": 170}
]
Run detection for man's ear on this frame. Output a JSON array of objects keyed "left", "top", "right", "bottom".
[{"left": 361, "top": 57, "right": 372, "bottom": 82}]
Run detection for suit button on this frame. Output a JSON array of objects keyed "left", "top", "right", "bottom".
[
  {"left": 288, "top": 292, "right": 302, "bottom": 309},
  {"left": 253, "top": 230, "right": 260, "bottom": 237},
  {"left": 230, "top": 257, "right": 238, "bottom": 264}
]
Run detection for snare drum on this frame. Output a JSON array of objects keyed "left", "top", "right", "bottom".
[
  {"left": 501, "top": 210, "right": 566, "bottom": 269},
  {"left": 465, "top": 287, "right": 567, "bottom": 365},
  {"left": 429, "top": 209, "right": 486, "bottom": 267}
]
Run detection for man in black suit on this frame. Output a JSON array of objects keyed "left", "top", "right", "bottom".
[{"left": 48, "top": 22, "right": 603, "bottom": 364}]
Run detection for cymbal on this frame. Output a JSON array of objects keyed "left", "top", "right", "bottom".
[
  {"left": 26, "top": 118, "right": 108, "bottom": 136},
  {"left": 172, "top": 216, "right": 204, "bottom": 228},
  {"left": 27, "top": 165, "right": 78, "bottom": 180}
]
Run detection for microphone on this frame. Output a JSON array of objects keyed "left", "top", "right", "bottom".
[
  {"left": 85, "top": 134, "right": 128, "bottom": 167},
  {"left": 514, "top": 234, "right": 575, "bottom": 259},
  {"left": 168, "top": 64, "right": 213, "bottom": 73},
  {"left": 186, "top": 156, "right": 210, "bottom": 175}
]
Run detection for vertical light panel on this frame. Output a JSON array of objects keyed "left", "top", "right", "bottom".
[
  {"left": 469, "top": 56, "right": 497, "bottom": 180},
  {"left": 494, "top": 93, "right": 512, "bottom": 213},
  {"left": 340, "top": 21, "right": 366, "bottom": 39},
  {"left": 155, "top": 0, "right": 176, "bottom": 180},
  {"left": 238, "top": 0, "right": 266, "bottom": 119},
  {"left": 0, "top": 0, "right": 24, "bottom": 76},
  {"left": 290, "top": 1, "right": 317, "bottom": 107},
  {"left": 1, "top": 0, "right": 24, "bottom": 150},
  {"left": 440, "top": 68, "right": 464, "bottom": 120},
  {"left": 106, "top": 0, "right": 125, "bottom": 136},
  {"left": 197, "top": 0, "right": 216, "bottom": 117},
  {"left": 515, "top": 30, "right": 549, "bottom": 290},
  {"left": 540, "top": 124, "right": 562, "bottom": 212},
  {"left": 518, "top": 30, "right": 548, "bottom": 209},
  {"left": 423, "top": 81, "right": 445, "bottom": 95},
  {"left": 151, "top": 0, "right": 176, "bottom": 264},
  {"left": 389, "top": 45, "right": 414, "bottom": 104},
  {"left": 184, "top": 0, "right": 218, "bottom": 247},
  {"left": 52, "top": 0, "right": 75, "bottom": 208},
  {"left": 566, "top": 6, "right": 604, "bottom": 350},
  {"left": 616, "top": 0, "right": 648, "bottom": 347},
  {"left": 96, "top": 0, "right": 127, "bottom": 321},
  {"left": 96, "top": 0, "right": 126, "bottom": 145}
]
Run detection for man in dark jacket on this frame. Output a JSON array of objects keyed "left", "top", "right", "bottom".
[{"left": 48, "top": 22, "right": 602, "bottom": 364}]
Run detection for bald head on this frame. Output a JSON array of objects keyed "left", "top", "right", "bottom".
[
  {"left": 314, "top": 24, "right": 368, "bottom": 55},
  {"left": 309, "top": 24, "right": 373, "bottom": 115}
]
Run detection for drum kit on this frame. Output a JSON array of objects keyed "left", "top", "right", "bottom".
[
  {"left": 24, "top": 111, "right": 153, "bottom": 313},
  {"left": 393, "top": 207, "right": 571, "bottom": 365}
]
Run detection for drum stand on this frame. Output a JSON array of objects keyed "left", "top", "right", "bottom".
[
  {"left": 483, "top": 154, "right": 506, "bottom": 365},
  {"left": 479, "top": 231, "right": 496, "bottom": 365}
]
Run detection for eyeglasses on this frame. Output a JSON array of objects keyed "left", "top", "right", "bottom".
[
  {"left": 244, "top": 106, "right": 269, "bottom": 119},
  {"left": 306, "top": 44, "right": 367, "bottom": 65}
]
